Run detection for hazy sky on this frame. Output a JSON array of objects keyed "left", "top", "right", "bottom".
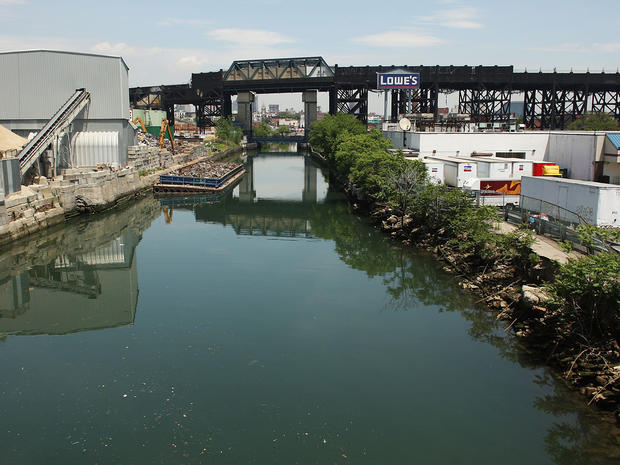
[{"left": 1, "top": 0, "right": 619, "bottom": 111}]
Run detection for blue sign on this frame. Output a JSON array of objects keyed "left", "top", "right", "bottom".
[{"left": 377, "top": 72, "right": 420, "bottom": 89}]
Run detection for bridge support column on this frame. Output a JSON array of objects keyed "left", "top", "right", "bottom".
[
  {"left": 223, "top": 92, "right": 233, "bottom": 118},
  {"left": 302, "top": 90, "right": 318, "bottom": 137},
  {"left": 328, "top": 87, "right": 337, "bottom": 115},
  {"left": 302, "top": 157, "right": 317, "bottom": 203},
  {"left": 238, "top": 156, "right": 255, "bottom": 203},
  {"left": 236, "top": 91, "right": 255, "bottom": 136}
]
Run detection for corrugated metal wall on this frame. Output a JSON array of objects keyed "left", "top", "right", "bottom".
[
  {"left": 0, "top": 51, "right": 129, "bottom": 120},
  {"left": 71, "top": 131, "right": 120, "bottom": 168},
  {"left": 0, "top": 158, "right": 21, "bottom": 195}
]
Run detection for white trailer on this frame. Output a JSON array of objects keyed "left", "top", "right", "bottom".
[
  {"left": 460, "top": 156, "right": 533, "bottom": 179},
  {"left": 520, "top": 176, "right": 620, "bottom": 227},
  {"left": 463, "top": 177, "right": 521, "bottom": 208},
  {"left": 510, "top": 159, "right": 534, "bottom": 178},
  {"left": 421, "top": 159, "right": 444, "bottom": 185},
  {"left": 405, "top": 156, "right": 444, "bottom": 185},
  {"left": 424, "top": 155, "right": 477, "bottom": 187},
  {"left": 469, "top": 158, "right": 511, "bottom": 178}
]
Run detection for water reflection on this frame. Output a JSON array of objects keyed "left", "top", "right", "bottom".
[
  {"left": 307, "top": 196, "right": 620, "bottom": 463},
  {"left": 0, "top": 152, "right": 617, "bottom": 463},
  {"left": 157, "top": 179, "right": 620, "bottom": 462},
  {"left": 0, "top": 196, "right": 160, "bottom": 338},
  {"left": 156, "top": 151, "right": 620, "bottom": 462},
  {"left": 159, "top": 153, "right": 330, "bottom": 238}
]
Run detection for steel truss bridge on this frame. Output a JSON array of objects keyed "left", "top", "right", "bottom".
[{"left": 130, "top": 57, "right": 620, "bottom": 130}]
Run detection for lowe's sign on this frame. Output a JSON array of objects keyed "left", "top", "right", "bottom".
[{"left": 377, "top": 72, "right": 420, "bottom": 89}]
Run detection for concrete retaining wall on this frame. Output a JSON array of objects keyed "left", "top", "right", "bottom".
[{"left": 0, "top": 144, "right": 209, "bottom": 247}]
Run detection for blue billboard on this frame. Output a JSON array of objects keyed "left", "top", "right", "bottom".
[{"left": 377, "top": 72, "right": 420, "bottom": 89}]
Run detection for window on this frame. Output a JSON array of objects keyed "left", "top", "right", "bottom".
[{"left": 496, "top": 152, "right": 526, "bottom": 159}]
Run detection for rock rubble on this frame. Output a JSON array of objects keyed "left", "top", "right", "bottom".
[{"left": 167, "top": 161, "right": 242, "bottom": 179}]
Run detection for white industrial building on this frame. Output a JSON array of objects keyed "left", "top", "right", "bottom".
[
  {"left": 384, "top": 128, "right": 620, "bottom": 184},
  {"left": 0, "top": 50, "right": 135, "bottom": 169}
]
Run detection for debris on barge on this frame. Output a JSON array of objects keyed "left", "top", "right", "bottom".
[{"left": 153, "top": 160, "right": 245, "bottom": 194}]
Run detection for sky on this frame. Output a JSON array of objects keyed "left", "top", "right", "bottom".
[{"left": 1, "top": 0, "right": 619, "bottom": 111}]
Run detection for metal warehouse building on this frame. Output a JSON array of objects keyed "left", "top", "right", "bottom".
[{"left": 0, "top": 50, "right": 135, "bottom": 168}]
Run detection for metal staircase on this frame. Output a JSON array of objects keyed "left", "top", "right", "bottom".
[{"left": 18, "top": 88, "right": 91, "bottom": 176}]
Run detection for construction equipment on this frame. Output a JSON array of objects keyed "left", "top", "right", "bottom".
[
  {"left": 132, "top": 117, "right": 147, "bottom": 132},
  {"left": 159, "top": 119, "right": 175, "bottom": 153},
  {"left": 18, "top": 88, "right": 91, "bottom": 176},
  {"left": 162, "top": 206, "right": 173, "bottom": 224}
]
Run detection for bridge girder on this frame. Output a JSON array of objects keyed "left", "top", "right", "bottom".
[
  {"left": 458, "top": 88, "right": 512, "bottom": 124},
  {"left": 224, "top": 57, "right": 334, "bottom": 82},
  {"left": 131, "top": 62, "right": 620, "bottom": 130}
]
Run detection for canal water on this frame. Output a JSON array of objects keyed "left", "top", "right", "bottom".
[{"left": 0, "top": 152, "right": 618, "bottom": 464}]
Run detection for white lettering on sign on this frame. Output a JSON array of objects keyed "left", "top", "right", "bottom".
[{"left": 377, "top": 73, "right": 420, "bottom": 88}]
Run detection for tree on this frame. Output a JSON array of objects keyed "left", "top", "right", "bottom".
[
  {"left": 332, "top": 130, "right": 392, "bottom": 177},
  {"left": 253, "top": 121, "right": 272, "bottom": 137},
  {"left": 215, "top": 116, "right": 233, "bottom": 141},
  {"left": 386, "top": 159, "right": 428, "bottom": 223},
  {"left": 308, "top": 113, "right": 366, "bottom": 158},
  {"left": 276, "top": 125, "right": 291, "bottom": 135},
  {"left": 350, "top": 150, "right": 407, "bottom": 200},
  {"left": 566, "top": 112, "right": 620, "bottom": 131},
  {"left": 215, "top": 117, "right": 242, "bottom": 144}
]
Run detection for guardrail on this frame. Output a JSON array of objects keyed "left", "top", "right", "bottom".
[{"left": 158, "top": 165, "right": 244, "bottom": 188}]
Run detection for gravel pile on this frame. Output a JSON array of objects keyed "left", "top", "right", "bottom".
[{"left": 168, "top": 161, "right": 242, "bottom": 179}]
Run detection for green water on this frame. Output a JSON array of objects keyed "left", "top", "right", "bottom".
[{"left": 0, "top": 153, "right": 617, "bottom": 464}]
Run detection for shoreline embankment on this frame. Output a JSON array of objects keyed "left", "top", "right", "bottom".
[
  {"left": 308, "top": 125, "right": 619, "bottom": 423},
  {"left": 0, "top": 144, "right": 242, "bottom": 248}
]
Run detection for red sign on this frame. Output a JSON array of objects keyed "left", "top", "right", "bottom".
[{"left": 480, "top": 180, "right": 521, "bottom": 196}]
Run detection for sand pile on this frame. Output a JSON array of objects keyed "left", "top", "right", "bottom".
[{"left": 0, "top": 125, "right": 28, "bottom": 152}]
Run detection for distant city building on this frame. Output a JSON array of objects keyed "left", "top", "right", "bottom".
[
  {"left": 268, "top": 104, "right": 279, "bottom": 115},
  {"left": 510, "top": 101, "right": 525, "bottom": 117},
  {"left": 252, "top": 96, "right": 259, "bottom": 114},
  {"left": 279, "top": 118, "right": 299, "bottom": 129}
]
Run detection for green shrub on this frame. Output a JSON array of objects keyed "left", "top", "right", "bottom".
[{"left": 546, "top": 252, "right": 620, "bottom": 338}]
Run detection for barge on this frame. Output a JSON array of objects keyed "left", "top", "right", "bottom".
[{"left": 153, "top": 161, "right": 245, "bottom": 194}]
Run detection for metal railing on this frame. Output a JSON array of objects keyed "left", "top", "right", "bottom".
[{"left": 502, "top": 195, "right": 616, "bottom": 254}]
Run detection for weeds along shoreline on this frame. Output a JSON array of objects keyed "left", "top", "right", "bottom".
[{"left": 309, "top": 114, "right": 620, "bottom": 420}]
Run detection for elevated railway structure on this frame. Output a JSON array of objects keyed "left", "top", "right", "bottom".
[{"left": 130, "top": 57, "right": 620, "bottom": 131}]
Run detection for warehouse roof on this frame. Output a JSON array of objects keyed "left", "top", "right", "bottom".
[
  {"left": 607, "top": 133, "right": 620, "bottom": 150},
  {"left": 0, "top": 49, "right": 129, "bottom": 70}
]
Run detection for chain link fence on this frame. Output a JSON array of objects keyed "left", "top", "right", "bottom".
[{"left": 499, "top": 194, "right": 615, "bottom": 255}]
